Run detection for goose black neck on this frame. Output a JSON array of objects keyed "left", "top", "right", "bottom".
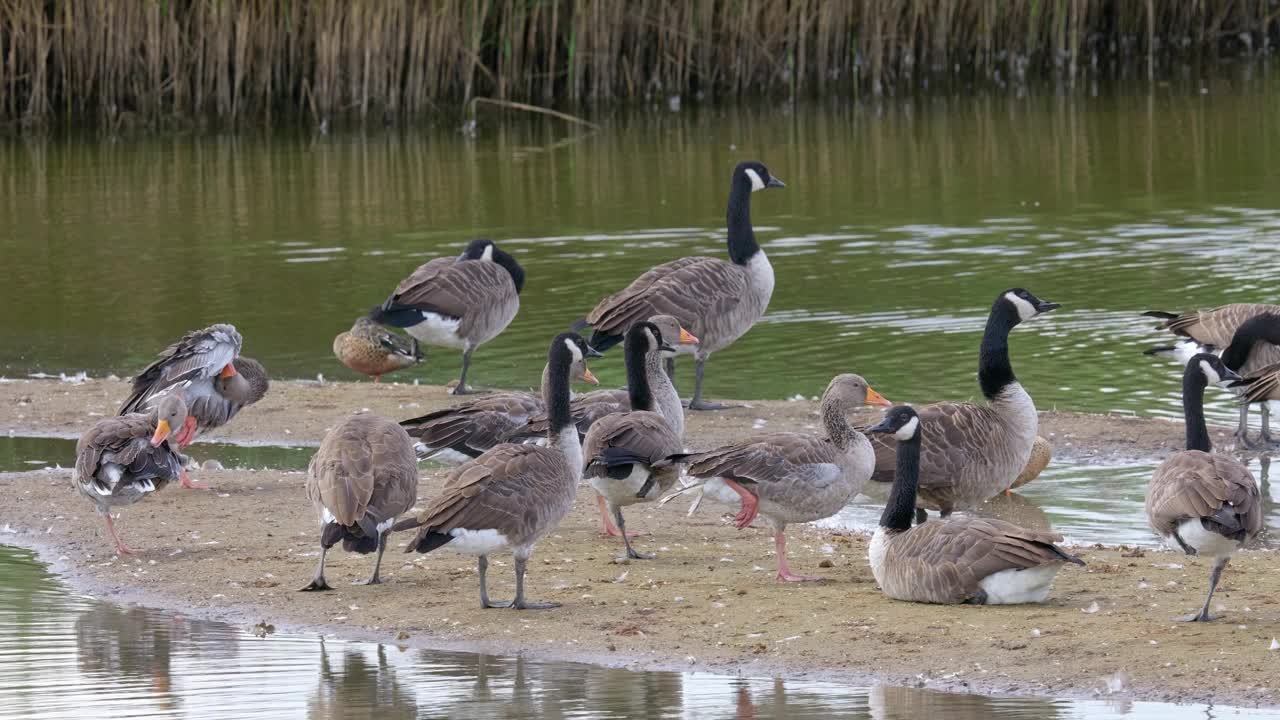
[
  {"left": 726, "top": 177, "right": 760, "bottom": 266},
  {"left": 624, "top": 338, "right": 654, "bottom": 412},
  {"left": 880, "top": 434, "right": 921, "bottom": 532},
  {"left": 545, "top": 351, "right": 573, "bottom": 437},
  {"left": 1181, "top": 367, "right": 1212, "bottom": 453},
  {"left": 494, "top": 250, "right": 526, "bottom": 294},
  {"left": 978, "top": 299, "right": 1019, "bottom": 401},
  {"left": 1221, "top": 313, "right": 1280, "bottom": 371}
]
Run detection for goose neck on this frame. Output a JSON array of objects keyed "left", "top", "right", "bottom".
[
  {"left": 880, "top": 435, "right": 921, "bottom": 532},
  {"left": 726, "top": 179, "right": 760, "bottom": 266},
  {"left": 1181, "top": 368, "right": 1212, "bottom": 453},
  {"left": 978, "top": 300, "right": 1019, "bottom": 401},
  {"left": 625, "top": 340, "right": 654, "bottom": 413},
  {"left": 820, "top": 399, "right": 857, "bottom": 450},
  {"left": 646, "top": 352, "right": 684, "bottom": 436},
  {"left": 544, "top": 356, "right": 574, "bottom": 442}
]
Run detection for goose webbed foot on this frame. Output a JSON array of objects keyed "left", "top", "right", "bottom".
[
  {"left": 351, "top": 576, "right": 382, "bottom": 586},
  {"left": 685, "top": 399, "right": 742, "bottom": 411},
  {"left": 1176, "top": 610, "right": 1215, "bottom": 622},
  {"left": 450, "top": 384, "right": 488, "bottom": 396},
  {"left": 299, "top": 578, "right": 333, "bottom": 592},
  {"left": 513, "top": 600, "right": 561, "bottom": 610}
]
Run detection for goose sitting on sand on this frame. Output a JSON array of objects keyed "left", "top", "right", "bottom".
[
  {"left": 74, "top": 395, "right": 190, "bottom": 556},
  {"left": 865, "top": 405, "right": 1083, "bottom": 604}
]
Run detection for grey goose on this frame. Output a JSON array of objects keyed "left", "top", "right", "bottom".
[
  {"left": 866, "top": 289, "right": 1060, "bottom": 518},
  {"left": 300, "top": 414, "right": 419, "bottom": 590},
  {"left": 866, "top": 405, "right": 1084, "bottom": 604},
  {"left": 1146, "top": 353, "right": 1262, "bottom": 622},
  {"left": 671, "top": 374, "right": 891, "bottom": 581},
  {"left": 333, "top": 315, "right": 423, "bottom": 382},
  {"left": 578, "top": 161, "right": 783, "bottom": 411},
  {"left": 582, "top": 321, "right": 687, "bottom": 560},
  {"left": 74, "top": 394, "right": 190, "bottom": 556},
  {"left": 1144, "top": 303, "right": 1280, "bottom": 445},
  {"left": 394, "top": 333, "right": 598, "bottom": 609},
  {"left": 371, "top": 239, "right": 525, "bottom": 395}
]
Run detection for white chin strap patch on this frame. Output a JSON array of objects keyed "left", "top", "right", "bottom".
[
  {"left": 1004, "top": 292, "right": 1038, "bottom": 322},
  {"left": 894, "top": 416, "right": 919, "bottom": 441},
  {"left": 744, "top": 168, "right": 765, "bottom": 192},
  {"left": 563, "top": 338, "right": 584, "bottom": 363},
  {"left": 1199, "top": 360, "right": 1221, "bottom": 386},
  {"left": 481, "top": 244, "right": 495, "bottom": 261}
]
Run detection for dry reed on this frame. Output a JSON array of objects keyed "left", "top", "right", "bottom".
[{"left": 0, "top": 0, "right": 1275, "bottom": 126}]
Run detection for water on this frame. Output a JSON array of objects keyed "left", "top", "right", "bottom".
[
  {"left": 0, "top": 435, "right": 313, "bottom": 473},
  {"left": 0, "top": 545, "right": 1275, "bottom": 719},
  {"left": 4, "top": 70, "right": 1280, "bottom": 429}
]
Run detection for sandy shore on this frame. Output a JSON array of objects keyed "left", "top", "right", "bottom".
[{"left": 1, "top": 378, "right": 1277, "bottom": 706}]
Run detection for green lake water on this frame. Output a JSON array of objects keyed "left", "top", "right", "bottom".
[{"left": 3, "top": 69, "right": 1280, "bottom": 430}]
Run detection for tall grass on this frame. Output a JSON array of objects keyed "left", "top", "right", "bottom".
[{"left": 1, "top": 0, "right": 1275, "bottom": 126}]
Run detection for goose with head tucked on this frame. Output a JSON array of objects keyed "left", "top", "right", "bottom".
[
  {"left": 1146, "top": 353, "right": 1262, "bottom": 622},
  {"left": 370, "top": 239, "right": 524, "bottom": 395},
  {"left": 577, "top": 161, "right": 783, "bottom": 411},
  {"left": 671, "top": 374, "right": 891, "bottom": 581},
  {"left": 581, "top": 321, "right": 689, "bottom": 560},
  {"left": 1143, "top": 304, "right": 1280, "bottom": 446},
  {"left": 334, "top": 315, "right": 423, "bottom": 383},
  {"left": 866, "top": 288, "right": 1060, "bottom": 519},
  {"left": 866, "top": 405, "right": 1084, "bottom": 604},
  {"left": 75, "top": 394, "right": 190, "bottom": 556},
  {"left": 300, "top": 414, "right": 419, "bottom": 591},
  {"left": 394, "top": 333, "right": 597, "bottom": 610}
]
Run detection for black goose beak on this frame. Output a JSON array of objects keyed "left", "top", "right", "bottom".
[
  {"left": 586, "top": 346, "right": 605, "bottom": 359},
  {"left": 1035, "top": 300, "right": 1062, "bottom": 313},
  {"left": 767, "top": 177, "right": 785, "bottom": 189},
  {"left": 659, "top": 342, "right": 676, "bottom": 353},
  {"left": 866, "top": 417, "right": 895, "bottom": 434},
  {"left": 1221, "top": 367, "right": 1243, "bottom": 383}
]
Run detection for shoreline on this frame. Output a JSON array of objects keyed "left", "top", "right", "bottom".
[{"left": 1, "top": 378, "right": 1277, "bottom": 707}]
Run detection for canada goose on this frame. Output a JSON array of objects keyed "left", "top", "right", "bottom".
[
  {"left": 672, "top": 374, "right": 891, "bottom": 581},
  {"left": 74, "top": 394, "right": 190, "bottom": 555},
  {"left": 1144, "top": 304, "right": 1280, "bottom": 444},
  {"left": 865, "top": 405, "right": 1083, "bottom": 604},
  {"left": 399, "top": 355, "right": 600, "bottom": 463},
  {"left": 300, "top": 414, "right": 419, "bottom": 591},
  {"left": 394, "top": 333, "right": 597, "bottom": 609},
  {"left": 866, "top": 289, "right": 1060, "bottom": 518},
  {"left": 582, "top": 321, "right": 687, "bottom": 560},
  {"left": 1146, "top": 353, "right": 1262, "bottom": 622},
  {"left": 1008, "top": 436, "right": 1052, "bottom": 492},
  {"left": 1217, "top": 313, "right": 1280, "bottom": 446},
  {"left": 577, "top": 161, "right": 784, "bottom": 411},
  {"left": 370, "top": 239, "right": 524, "bottom": 395},
  {"left": 334, "top": 316, "right": 423, "bottom": 382}
]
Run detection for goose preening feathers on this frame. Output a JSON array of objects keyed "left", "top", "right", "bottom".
[
  {"left": 394, "top": 333, "right": 596, "bottom": 610},
  {"left": 867, "top": 289, "right": 1060, "bottom": 517},
  {"left": 578, "top": 161, "right": 783, "bottom": 411},
  {"left": 866, "top": 406, "right": 1083, "bottom": 604},
  {"left": 370, "top": 239, "right": 524, "bottom": 395},
  {"left": 671, "top": 374, "right": 891, "bottom": 581},
  {"left": 300, "top": 414, "right": 419, "bottom": 590},
  {"left": 582, "top": 321, "right": 688, "bottom": 560},
  {"left": 1145, "top": 353, "right": 1262, "bottom": 622},
  {"left": 334, "top": 315, "right": 423, "bottom": 383},
  {"left": 75, "top": 394, "right": 190, "bottom": 556}
]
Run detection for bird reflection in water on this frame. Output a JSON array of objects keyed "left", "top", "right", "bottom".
[{"left": 309, "top": 638, "right": 418, "bottom": 719}]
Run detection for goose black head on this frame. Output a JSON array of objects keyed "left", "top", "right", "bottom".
[
  {"left": 997, "top": 288, "right": 1061, "bottom": 325},
  {"left": 866, "top": 405, "right": 921, "bottom": 442},
  {"left": 460, "top": 239, "right": 525, "bottom": 294},
  {"left": 1186, "top": 352, "right": 1240, "bottom": 387},
  {"left": 733, "top": 161, "right": 785, "bottom": 193},
  {"left": 551, "top": 332, "right": 602, "bottom": 385}
]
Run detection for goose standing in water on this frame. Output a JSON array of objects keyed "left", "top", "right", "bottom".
[
  {"left": 578, "top": 161, "right": 783, "bottom": 410},
  {"left": 867, "top": 289, "right": 1060, "bottom": 518},
  {"left": 300, "top": 414, "right": 419, "bottom": 590},
  {"left": 866, "top": 405, "right": 1083, "bottom": 604},
  {"left": 74, "top": 395, "right": 190, "bottom": 555},
  {"left": 371, "top": 239, "right": 524, "bottom": 394},
  {"left": 1146, "top": 353, "right": 1262, "bottom": 622},
  {"left": 333, "top": 316, "right": 423, "bottom": 383},
  {"left": 1144, "top": 304, "right": 1280, "bottom": 445},
  {"left": 395, "top": 333, "right": 597, "bottom": 609},
  {"left": 671, "top": 374, "right": 891, "bottom": 581},
  {"left": 582, "top": 322, "right": 687, "bottom": 560}
]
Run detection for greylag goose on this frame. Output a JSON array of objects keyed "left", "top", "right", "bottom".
[
  {"left": 578, "top": 161, "right": 783, "bottom": 411},
  {"left": 371, "top": 239, "right": 524, "bottom": 394},
  {"left": 300, "top": 414, "right": 419, "bottom": 590},
  {"left": 866, "top": 405, "right": 1083, "bottom": 604},
  {"left": 394, "top": 333, "right": 596, "bottom": 609}
]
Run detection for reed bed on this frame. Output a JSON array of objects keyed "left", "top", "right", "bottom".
[{"left": 1, "top": 0, "right": 1276, "bottom": 126}]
